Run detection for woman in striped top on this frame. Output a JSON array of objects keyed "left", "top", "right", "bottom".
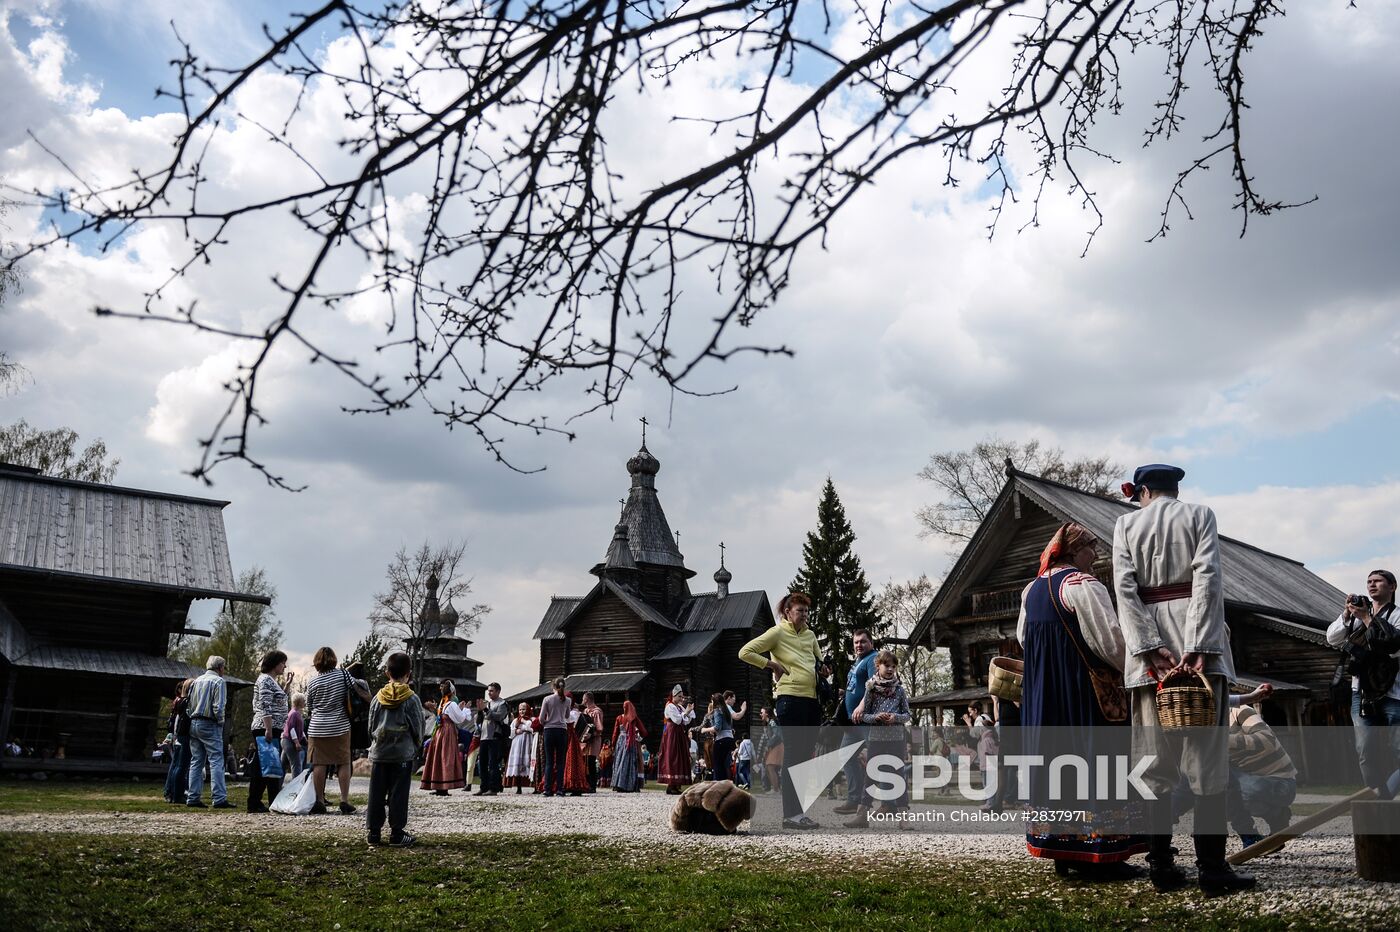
[
  {"left": 306, "top": 646, "right": 370, "bottom": 815},
  {"left": 248, "top": 650, "right": 289, "bottom": 812}
]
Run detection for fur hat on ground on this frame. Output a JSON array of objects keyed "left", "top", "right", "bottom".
[{"left": 668, "top": 780, "right": 755, "bottom": 835}]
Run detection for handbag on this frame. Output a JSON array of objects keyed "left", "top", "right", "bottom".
[
  {"left": 256, "top": 735, "right": 284, "bottom": 779},
  {"left": 814, "top": 658, "right": 835, "bottom": 706},
  {"left": 344, "top": 670, "right": 369, "bottom": 719},
  {"left": 1046, "top": 571, "right": 1129, "bottom": 723}
]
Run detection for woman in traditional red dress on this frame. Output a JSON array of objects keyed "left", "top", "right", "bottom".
[
  {"left": 658, "top": 684, "right": 696, "bottom": 794},
  {"left": 420, "top": 679, "right": 468, "bottom": 794},
  {"left": 563, "top": 698, "right": 590, "bottom": 795}
]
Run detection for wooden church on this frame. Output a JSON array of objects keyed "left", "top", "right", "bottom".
[{"left": 508, "top": 439, "right": 774, "bottom": 745}]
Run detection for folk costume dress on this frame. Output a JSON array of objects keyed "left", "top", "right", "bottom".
[
  {"left": 658, "top": 698, "right": 695, "bottom": 791},
  {"left": 563, "top": 709, "right": 590, "bottom": 795},
  {"left": 505, "top": 715, "right": 537, "bottom": 789},
  {"left": 610, "top": 700, "right": 647, "bottom": 792},
  {"left": 420, "top": 698, "right": 469, "bottom": 792},
  {"left": 1017, "top": 524, "right": 1145, "bottom": 866}
]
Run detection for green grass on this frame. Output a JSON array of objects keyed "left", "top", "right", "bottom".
[{"left": 0, "top": 831, "right": 1376, "bottom": 932}]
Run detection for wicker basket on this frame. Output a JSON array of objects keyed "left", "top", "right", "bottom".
[
  {"left": 987, "top": 657, "right": 1024, "bottom": 703},
  {"left": 1155, "top": 668, "right": 1215, "bottom": 730}
]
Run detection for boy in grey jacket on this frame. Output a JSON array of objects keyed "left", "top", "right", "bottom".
[{"left": 367, "top": 651, "right": 425, "bottom": 847}]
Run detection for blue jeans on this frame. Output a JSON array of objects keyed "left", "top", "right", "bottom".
[
  {"left": 840, "top": 726, "right": 866, "bottom": 804},
  {"left": 163, "top": 740, "right": 189, "bottom": 801},
  {"left": 1228, "top": 769, "right": 1296, "bottom": 837},
  {"left": 736, "top": 759, "right": 752, "bottom": 787},
  {"left": 1350, "top": 693, "right": 1400, "bottom": 794},
  {"left": 186, "top": 719, "right": 227, "bottom": 805}
]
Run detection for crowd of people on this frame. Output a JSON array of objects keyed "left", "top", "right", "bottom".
[{"left": 142, "top": 463, "right": 1400, "bottom": 898}]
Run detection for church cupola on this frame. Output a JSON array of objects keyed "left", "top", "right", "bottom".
[
  {"left": 713, "top": 542, "right": 732, "bottom": 600},
  {"left": 592, "top": 516, "right": 639, "bottom": 581},
  {"left": 422, "top": 571, "right": 443, "bottom": 638}
]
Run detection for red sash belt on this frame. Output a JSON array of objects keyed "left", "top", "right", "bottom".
[{"left": 1139, "top": 582, "right": 1193, "bottom": 604}]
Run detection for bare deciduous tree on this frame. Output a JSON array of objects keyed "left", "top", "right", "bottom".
[
  {"left": 369, "top": 540, "right": 490, "bottom": 686},
  {"left": 875, "top": 574, "right": 951, "bottom": 716},
  {"left": 6, "top": 0, "right": 1311, "bottom": 486},
  {"left": 917, "top": 437, "right": 1118, "bottom": 543},
  {"left": 0, "top": 420, "right": 120, "bottom": 483}
]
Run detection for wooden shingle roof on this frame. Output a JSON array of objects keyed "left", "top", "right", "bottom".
[
  {"left": 911, "top": 469, "right": 1346, "bottom": 648},
  {"left": 0, "top": 469, "right": 268, "bottom": 603}
]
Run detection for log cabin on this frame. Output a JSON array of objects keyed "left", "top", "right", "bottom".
[
  {"left": 909, "top": 463, "right": 1354, "bottom": 782},
  {"left": 0, "top": 464, "right": 265, "bottom": 774}
]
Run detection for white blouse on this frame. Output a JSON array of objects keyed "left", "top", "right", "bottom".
[{"left": 1017, "top": 569, "right": 1127, "bottom": 671}]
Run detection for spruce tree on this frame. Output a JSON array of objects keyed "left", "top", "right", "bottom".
[{"left": 790, "top": 478, "right": 883, "bottom": 685}]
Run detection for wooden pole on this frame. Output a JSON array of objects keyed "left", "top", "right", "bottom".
[{"left": 1228, "top": 787, "right": 1377, "bottom": 865}]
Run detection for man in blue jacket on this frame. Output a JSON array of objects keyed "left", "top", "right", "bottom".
[{"left": 834, "top": 629, "right": 876, "bottom": 819}]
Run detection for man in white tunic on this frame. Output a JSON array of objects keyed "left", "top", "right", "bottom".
[{"left": 1112, "top": 464, "right": 1255, "bottom": 895}]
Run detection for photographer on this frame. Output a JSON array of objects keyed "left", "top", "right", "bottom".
[{"left": 1327, "top": 570, "right": 1400, "bottom": 796}]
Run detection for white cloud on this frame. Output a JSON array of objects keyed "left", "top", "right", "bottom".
[{"left": 5, "top": 1, "right": 1400, "bottom": 697}]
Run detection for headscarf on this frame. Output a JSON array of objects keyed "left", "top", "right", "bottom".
[{"left": 1038, "top": 522, "right": 1097, "bottom": 575}]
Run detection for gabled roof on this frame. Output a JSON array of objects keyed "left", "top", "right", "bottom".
[
  {"left": 911, "top": 469, "right": 1346, "bottom": 648},
  {"left": 650, "top": 629, "right": 721, "bottom": 661},
  {"left": 0, "top": 468, "right": 269, "bottom": 603},
  {"left": 533, "top": 595, "right": 586, "bottom": 640},
  {"left": 675, "top": 589, "right": 772, "bottom": 631},
  {"left": 534, "top": 580, "right": 681, "bottom": 639}
]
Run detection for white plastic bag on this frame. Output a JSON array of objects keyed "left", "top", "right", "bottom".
[{"left": 270, "top": 769, "right": 316, "bottom": 815}]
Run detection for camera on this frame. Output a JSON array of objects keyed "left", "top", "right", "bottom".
[{"left": 1348, "top": 594, "right": 1369, "bottom": 609}]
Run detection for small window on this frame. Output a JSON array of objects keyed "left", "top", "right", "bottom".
[{"left": 588, "top": 652, "right": 613, "bottom": 671}]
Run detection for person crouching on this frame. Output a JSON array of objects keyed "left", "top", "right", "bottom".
[{"left": 367, "top": 651, "right": 424, "bottom": 847}]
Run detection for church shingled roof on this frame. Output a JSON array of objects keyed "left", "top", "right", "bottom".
[{"left": 620, "top": 442, "right": 692, "bottom": 573}]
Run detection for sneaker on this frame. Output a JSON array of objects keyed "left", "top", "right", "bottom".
[
  {"left": 339, "top": 801, "right": 358, "bottom": 815},
  {"left": 842, "top": 807, "right": 869, "bottom": 829},
  {"left": 247, "top": 803, "right": 269, "bottom": 814},
  {"left": 367, "top": 835, "right": 383, "bottom": 847},
  {"left": 389, "top": 833, "right": 417, "bottom": 848},
  {"left": 212, "top": 801, "right": 234, "bottom": 810},
  {"left": 833, "top": 802, "right": 860, "bottom": 815},
  {"left": 186, "top": 800, "right": 207, "bottom": 809},
  {"left": 310, "top": 801, "right": 328, "bottom": 815}
]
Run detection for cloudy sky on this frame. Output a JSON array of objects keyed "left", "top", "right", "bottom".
[{"left": 3, "top": 1, "right": 1398, "bottom": 696}]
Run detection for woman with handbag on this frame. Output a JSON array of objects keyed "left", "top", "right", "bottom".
[
  {"left": 1017, "top": 522, "right": 1145, "bottom": 878},
  {"left": 305, "top": 646, "right": 369, "bottom": 815},
  {"left": 248, "top": 650, "right": 290, "bottom": 812}
]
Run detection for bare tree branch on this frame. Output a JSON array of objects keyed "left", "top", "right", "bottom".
[{"left": 6, "top": 0, "right": 1310, "bottom": 486}]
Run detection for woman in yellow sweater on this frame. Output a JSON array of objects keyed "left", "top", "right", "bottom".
[{"left": 739, "top": 592, "right": 829, "bottom": 829}]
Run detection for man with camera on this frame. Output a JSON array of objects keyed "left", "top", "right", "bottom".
[{"left": 1327, "top": 570, "right": 1400, "bottom": 797}]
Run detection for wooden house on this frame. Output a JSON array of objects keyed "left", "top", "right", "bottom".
[
  {"left": 908, "top": 464, "right": 1353, "bottom": 782},
  {"left": 508, "top": 442, "right": 774, "bottom": 745},
  {"left": 0, "top": 464, "right": 266, "bottom": 773}
]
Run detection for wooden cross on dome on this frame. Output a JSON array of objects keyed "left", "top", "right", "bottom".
[{"left": 639, "top": 415, "right": 649, "bottom": 446}]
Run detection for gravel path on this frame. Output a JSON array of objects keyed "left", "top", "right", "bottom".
[{"left": 5, "top": 780, "right": 1398, "bottom": 925}]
